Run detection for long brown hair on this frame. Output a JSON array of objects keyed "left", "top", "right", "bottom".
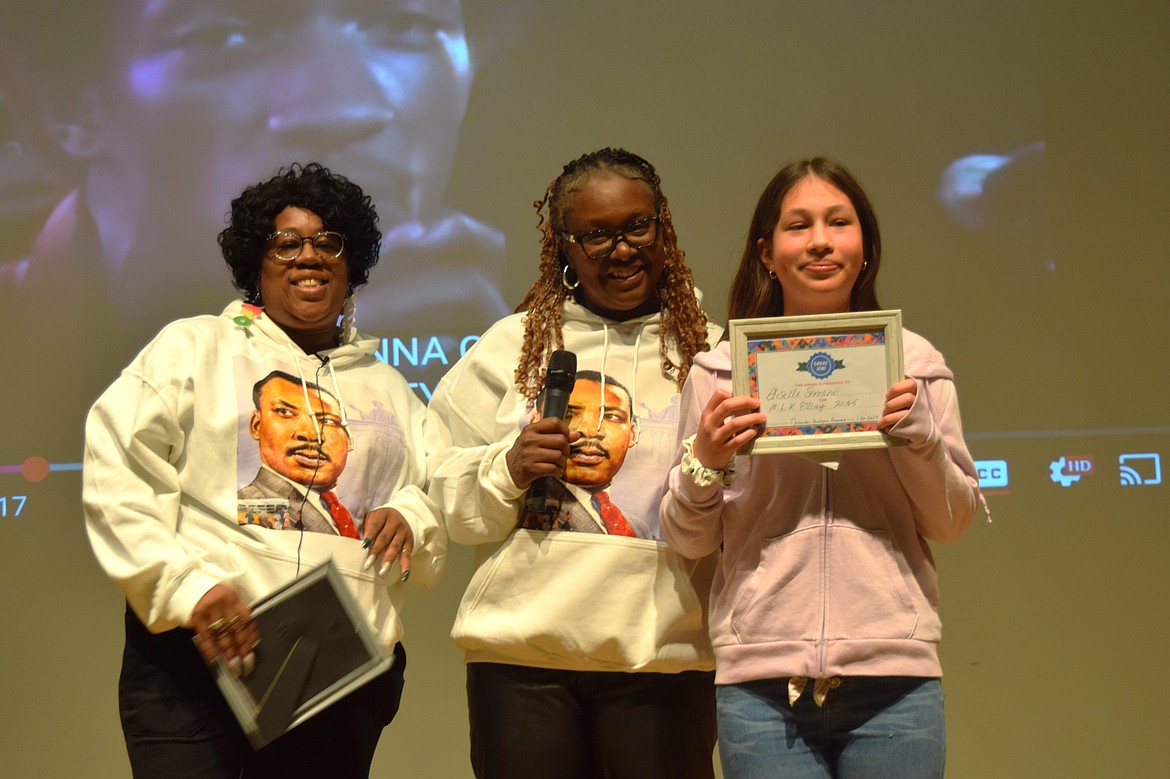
[
  {"left": 727, "top": 157, "right": 882, "bottom": 322},
  {"left": 513, "top": 148, "right": 710, "bottom": 405}
]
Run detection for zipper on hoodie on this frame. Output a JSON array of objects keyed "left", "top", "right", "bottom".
[{"left": 817, "top": 466, "right": 830, "bottom": 676}]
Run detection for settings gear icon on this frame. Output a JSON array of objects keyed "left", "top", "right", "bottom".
[{"left": 1049, "top": 457, "right": 1080, "bottom": 487}]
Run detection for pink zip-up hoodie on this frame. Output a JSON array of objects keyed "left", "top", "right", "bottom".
[{"left": 661, "top": 329, "right": 981, "bottom": 685}]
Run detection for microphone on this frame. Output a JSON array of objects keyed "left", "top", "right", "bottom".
[
  {"left": 528, "top": 350, "right": 577, "bottom": 515},
  {"left": 540, "top": 349, "right": 577, "bottom": 422}
]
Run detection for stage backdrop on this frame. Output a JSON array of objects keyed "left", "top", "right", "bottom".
[{"left": 1, "top": 1, "right": 1166, "bottom": 776}]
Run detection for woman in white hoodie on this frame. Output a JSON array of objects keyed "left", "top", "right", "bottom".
[
  {"left": 83, "top": 163, "right": 444, "bottom": 778},
  {"left": 660, "top": 157, "right": 982, "bottom": 779},
  {"left": 426, "top": 148, "right": 719, "bottom": 778}
]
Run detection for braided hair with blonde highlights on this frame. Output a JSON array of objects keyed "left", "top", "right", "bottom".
[{"left": 513, "top": 148, "right": 710, "bottom": 406}]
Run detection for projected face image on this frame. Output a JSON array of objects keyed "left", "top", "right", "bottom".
[
  {"left": 564, "top": 377, "right": 636, "bottom": 491},
  {"left": 250, "top": 375, "right": 349, "bottom": 491},
  {"left": 76, "top": 0, "right": 473, "bottom": 308}
]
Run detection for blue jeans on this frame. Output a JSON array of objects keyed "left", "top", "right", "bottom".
[{"left": 716, "top": 676, "right": 945, "bottom": 779}]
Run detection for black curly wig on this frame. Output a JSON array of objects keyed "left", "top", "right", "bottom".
[{"left": 218, "top": 163, "right": 382, "bottom": 303}]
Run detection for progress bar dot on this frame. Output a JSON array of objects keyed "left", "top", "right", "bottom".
[{"left": 22, "top": 456, "right": 50, "bottom": 483}]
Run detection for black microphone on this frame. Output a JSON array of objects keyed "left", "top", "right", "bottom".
[
  {"left": 527, "top": 350, "right": 577, "bottom": 514},
  {"left": 539, "top": 349, "right": 577, "bottom": 422}
]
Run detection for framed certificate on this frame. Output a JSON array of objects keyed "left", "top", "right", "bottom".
[
  {"left": 205, "top": 561, "right": 392, "bottom": 749},
  {"left": 729, "top": 310, "right": 904, "bottom": 455}
]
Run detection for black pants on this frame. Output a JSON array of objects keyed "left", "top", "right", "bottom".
[
  {"left": 119, "top": 605, "right": 405, "bottom": 779},
  {"left": 466, "top": 662, "right": 716, "bottom": 779}
]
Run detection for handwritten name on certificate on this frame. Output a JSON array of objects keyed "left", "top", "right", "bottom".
[{"left": 750, "top": 335, "right": 888, "bottom": 435}]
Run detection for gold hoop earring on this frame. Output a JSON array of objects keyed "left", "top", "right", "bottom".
[{"left": 562, "top": 265, "right": 580, "bottom": 291}]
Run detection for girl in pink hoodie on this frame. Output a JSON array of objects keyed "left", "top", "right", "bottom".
[{"left": 661, "top": 158, "right": 981, "bottom": 779}]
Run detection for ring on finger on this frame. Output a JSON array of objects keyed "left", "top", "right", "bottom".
[{"left": 208, "top": 618, "right": 227, "bottom": 632}]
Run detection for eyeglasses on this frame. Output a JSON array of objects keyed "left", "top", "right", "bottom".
[
  {"left": 267, "top": 230, "right": 346, "bottom": 262},
  {"left": 561, "top": 216, "right": 659, "bottom": 260}
]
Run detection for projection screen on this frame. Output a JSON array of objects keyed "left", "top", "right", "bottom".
[{"left": 1, "top": 1, "right": 1166, "bottom": 776}]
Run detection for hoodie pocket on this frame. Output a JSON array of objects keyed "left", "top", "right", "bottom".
[
  {"left": 729, "top": 527, "right": 824, "bottom": 645},
  {"left": 824, "top": 525, "right": 929, "bottom": 641},
  {"left": 219, "top": 534, "right": 405, "bottom": 652},
  {"left": 453, "top": 529, "right": 709, "bottom": 670}
]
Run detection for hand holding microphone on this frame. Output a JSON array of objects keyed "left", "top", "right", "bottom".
[{"left": 505, "top": 350, "right": 577, "bottom": 492}]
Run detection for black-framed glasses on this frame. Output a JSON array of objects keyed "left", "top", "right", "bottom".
[
  {"left": 267, "top": 230, "right": 346, "bottom": 262},
  {"left": 561, "top": 216, "right": 659, "bottom": 259}
]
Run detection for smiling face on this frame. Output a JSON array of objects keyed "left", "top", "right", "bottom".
[
  {"left": 74, "top": 0, "right": 471, "bottom": 307},
  {"left": 259, "top": 206, "right": 350, "bottom": 353},
  {"left": 251, "top": 375, "right": 348, "bottom": 490},
  {"left": 564, "top": 378, "right": 635, "bottom": 490},
  {"left": 757, "top": 176, "right": 864, "bottom": 316},
  {"left": 560, "top": 173, "right": 666, "bottom": 321}
]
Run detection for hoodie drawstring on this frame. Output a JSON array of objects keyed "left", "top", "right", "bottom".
[
  {"left": 324, "top": 356, "right": 355, "bottom": 450},
  {"left": 285, "top": 343, "right": 355, "bottom": 451},
  {"left": 596, "top": 322, "right": 641, "bottom": 443}
]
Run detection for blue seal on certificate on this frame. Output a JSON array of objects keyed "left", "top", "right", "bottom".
[{"left": 806, "top": 351, "right": 838, "bottom": 379}]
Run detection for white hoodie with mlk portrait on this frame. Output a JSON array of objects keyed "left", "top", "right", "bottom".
[
  {"left": 84, "top": 301, "right": 445, "bottom": 655},
  {"left": 426, "top": 296, "right": 720, "bottom": 673}
]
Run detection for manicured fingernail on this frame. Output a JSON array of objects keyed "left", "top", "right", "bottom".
[
  {"left": 400, "top": 569, "right": 411, "bottom": 583},
  {"left": 379, "top": 560, "right": 391, "bottom": 576},
  {"left": 228, "top": 657, "right": 242, "bottom": 678},
  {"left": 362, "top": 554, "right": 375, "bottom": 571},
  {"left": 243, "top": 653, "right": 256, "bottom": 675},
  {"left": 361, "top": 536, "right": 373, "bottom": 549}
]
